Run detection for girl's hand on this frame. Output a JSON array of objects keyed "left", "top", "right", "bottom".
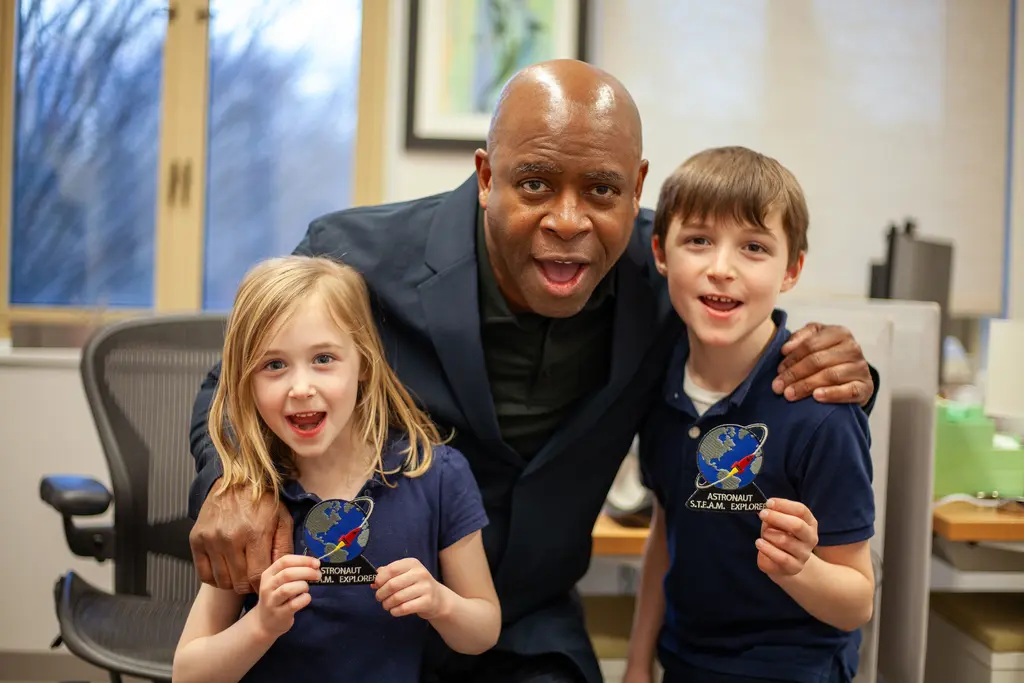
[
  {"left": 253, "top": 554, "right": 320, "bottom": 638},
  {"left": 372, "top": 558, "right": 450, "bottom": 619}
]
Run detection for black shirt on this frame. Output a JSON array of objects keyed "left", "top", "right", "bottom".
[{"left": 476, "top": 208, "right": 616, "bottom": 459}]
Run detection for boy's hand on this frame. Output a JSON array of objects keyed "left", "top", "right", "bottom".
[
  {"left": 372, "top": 558, "right": 449, "bottom": 619},
  {"left": 253, "top": 554, "right": 320, "bottom": 639},
  {"left": 756, "top": 498, "right": 818, "bottom": 577}
]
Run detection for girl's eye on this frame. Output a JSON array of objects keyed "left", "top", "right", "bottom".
[
  {"left": 313, "top": 354, "right": 334, "bottom": 365},
  {"left": 264, "top": 359, "right": 285, "bottom": 371}
]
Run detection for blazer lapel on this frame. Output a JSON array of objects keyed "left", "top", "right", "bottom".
[
  {"left": 418, "top": 176, "right": 516, "bottom": 462},
  {"left": 524, "top": 250, "right": 659, "bottom": 475}
]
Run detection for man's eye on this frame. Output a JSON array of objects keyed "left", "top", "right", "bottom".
[
  {"left": 522, "top": 180, "right": 547, "bottom": 192},
  {"left": 592, "top": 185, "right": 614, "bottom": 196}
]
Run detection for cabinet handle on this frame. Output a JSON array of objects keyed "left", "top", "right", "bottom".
[{"left": 167, "top": 161, "right": 180, "bottom": 205}]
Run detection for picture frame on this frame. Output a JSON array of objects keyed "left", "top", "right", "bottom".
[{"left": 405, "top": 0, "right": 590, "bottom": 151}]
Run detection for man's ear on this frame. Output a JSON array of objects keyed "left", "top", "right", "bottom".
[
  {"left": 652, "top": 234, "right": 668, "bottom": 276},
  {"left": 475, "top": 149, "right": 492, "bottom": 208},
  {"left": 780, "top": 252, "right": 805, "bottom": 292},
  {"left": 633, "top": 159, "right": 650, "bottom": 216}
]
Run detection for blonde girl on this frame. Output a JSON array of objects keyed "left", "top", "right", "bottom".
[{"left": 173, "top": 256, "right": 500, "bottom": 683}]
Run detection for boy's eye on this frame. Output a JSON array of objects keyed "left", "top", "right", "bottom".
[
  {"left": 687, "top": 236, "right": 710, "bottom": 246},
  {"left": 313, "top": 353, "right": 334, "bottom": 365},
  {"left": 746, "top": 243, "right": 768, "bottom": 254}
]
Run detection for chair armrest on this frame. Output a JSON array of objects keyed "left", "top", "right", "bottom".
[
  {"left": 39, "top": 475, "right": 115, "bottom": 562},
  {"left": 40, "top": 475, "right": 112, "bottom": 517}
]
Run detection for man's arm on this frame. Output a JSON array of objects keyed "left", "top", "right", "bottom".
[
  {"left": 773, "top": 323, "right": 879, "bottom": 413},
  {"left": 188, "top": 362, "right": 224, "bottom": 521}
]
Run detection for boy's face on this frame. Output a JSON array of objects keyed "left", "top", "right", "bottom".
[{"left": 653, "top": 210, "right": 804, "bottom": 348}]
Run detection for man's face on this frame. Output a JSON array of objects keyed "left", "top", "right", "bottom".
[{"left": 475, "top": 113, "right": 648, "bottom": 318}]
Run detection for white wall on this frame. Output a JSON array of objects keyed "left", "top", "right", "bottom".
[
  {"left": 0, "top": 354, "right": 113, "bottom": 653},
  {"left": 384, "top": 0, "right": 1014, "bottom": 317}
]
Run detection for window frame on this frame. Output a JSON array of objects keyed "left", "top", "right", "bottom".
[{"left": 0, "top": 0, "right": 388, "bottom": 339}]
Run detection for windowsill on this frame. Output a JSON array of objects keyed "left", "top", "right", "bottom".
[{"left": 0, "top": 339, "right": 81, "bottom": 368}]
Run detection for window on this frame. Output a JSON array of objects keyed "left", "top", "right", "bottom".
[{"left": 0, "top": 0, "right": 386, "bottom": 338}]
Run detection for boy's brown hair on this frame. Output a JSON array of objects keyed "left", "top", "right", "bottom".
[{"left": 653, "top": 146, "right": 809, "bottom": 267}]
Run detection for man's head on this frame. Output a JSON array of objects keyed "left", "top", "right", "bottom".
[
  {"left": 651, "top": 146, "right": 808, "bottom": 348},
  {"left": 474, "top": 59, "right": 649, "bottom": 318}
]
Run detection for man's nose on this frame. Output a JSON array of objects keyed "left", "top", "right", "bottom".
[{"left": 540, "top": 194, "right": 591, "bottom": 240}]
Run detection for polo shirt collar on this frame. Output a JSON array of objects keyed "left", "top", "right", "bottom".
[
  {"left": 663, "top": 308, "right": 790, "bottom": 414},
  {"left": 279, "top": 435, "right": 409, "bottom": 503}
]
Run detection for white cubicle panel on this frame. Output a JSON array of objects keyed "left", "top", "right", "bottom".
[
  {"left": 785, "top": 297, "right": 941, "bottom": 683},
  {"left": 783, "top": 302, "right": 893, "bottom": 683}
]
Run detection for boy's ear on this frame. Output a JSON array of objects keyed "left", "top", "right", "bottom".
[
  {"left": 652, "top": 234, "right": 668, "bottom": 276},
  {"left": 780, "top": 252, "right": 805, "bottom": 292}
]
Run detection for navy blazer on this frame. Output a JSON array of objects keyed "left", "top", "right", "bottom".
[{"left": 188, "top": 175, "right": 876, "bottom": 681}]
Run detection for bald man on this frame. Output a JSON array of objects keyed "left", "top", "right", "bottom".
[{"left": 186, "top": 60, "right": 877, "bottom": 683}]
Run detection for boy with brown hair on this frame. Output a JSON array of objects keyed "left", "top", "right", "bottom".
[{"left": 625, "top": 146, "right": 876, "bottom": 683}]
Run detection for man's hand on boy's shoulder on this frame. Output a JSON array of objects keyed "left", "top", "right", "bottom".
[{"left": 772, "top": 322, "right": 873, "bottom": 407}]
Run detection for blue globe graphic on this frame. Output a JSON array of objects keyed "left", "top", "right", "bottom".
[
  {"left": 302, "top": 499, "right": 372, "bottom": 563},
  {"left": 696, "top": 424, "right": 767, "bottom": 491}
]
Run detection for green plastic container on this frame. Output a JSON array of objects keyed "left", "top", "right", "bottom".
[{"left": 933, "top": 402, "right": 1024, "bottom": 499}]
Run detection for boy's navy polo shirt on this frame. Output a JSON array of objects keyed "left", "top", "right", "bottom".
[
  {"left": 238, "top": 437, "right": 488, "bottom": 683},
  {"left": 639, "top": 309, "right": 875, "bottom": 683}
]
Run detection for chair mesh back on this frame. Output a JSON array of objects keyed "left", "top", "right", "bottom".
[{"left": 82, "top": 315, "right": 227, "bottom": 602}]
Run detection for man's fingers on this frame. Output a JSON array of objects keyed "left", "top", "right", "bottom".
[
  {"left": 192, "top": 546, "right": 215, "bottom": 586},
  {"left": 224, "top": 536, "right": 251, "bottom": 594},
  {"left": 247, "top": 532, "right": 273, "bottom": 593},
  {"left": 271, "top": 506, "right": 294, "bottom": 563},
  {"left": 211, "top": 555, "right": 233, "bottom": 590},
  {"left": 811, "top": 382, "right": 869, "bottom": 405},
  {"left": 779, "top": 359, "right": 870, "bottom": 403},
  {"left": 779, "top": 322, "right": 823, "bottom": 358}
]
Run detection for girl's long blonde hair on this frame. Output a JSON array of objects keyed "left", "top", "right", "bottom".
[{"left": 209, "top": 255, "right": 444, "bottom": 502}]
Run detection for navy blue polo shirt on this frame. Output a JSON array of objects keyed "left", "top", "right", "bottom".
[
  {"left": 238, "top": 437, "right": 488, "bottom": 682},
  {"left": 639, "top": 309, "right": 875, "bottom": 683}
]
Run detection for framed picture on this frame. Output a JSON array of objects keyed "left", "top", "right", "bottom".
[{"left": 405, "top": 0, "right": 589, "bottom": 150}]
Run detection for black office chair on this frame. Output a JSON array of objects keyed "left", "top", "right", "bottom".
[{"left": 39, "top": 314, "right": 227, "bottom": 682}]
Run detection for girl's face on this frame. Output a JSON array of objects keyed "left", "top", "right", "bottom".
[{"left": 251, "top": 295, "right": 363, "bottom": 463}]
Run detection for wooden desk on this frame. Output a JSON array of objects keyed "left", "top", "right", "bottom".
[
  {"left": 592, "top": 513, "right": 649, "bottom": 556},
  {"left": 932, "top": 501, "right": 1024, "bottom": 543}
]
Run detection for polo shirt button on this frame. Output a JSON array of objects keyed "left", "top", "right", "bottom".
[{"left": 688, "top": 426, "right": 700, "bottom": 438}]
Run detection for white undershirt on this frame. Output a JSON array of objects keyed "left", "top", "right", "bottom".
[{"left": 683, "top": 363, "right": 730, "bottom": 416}]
